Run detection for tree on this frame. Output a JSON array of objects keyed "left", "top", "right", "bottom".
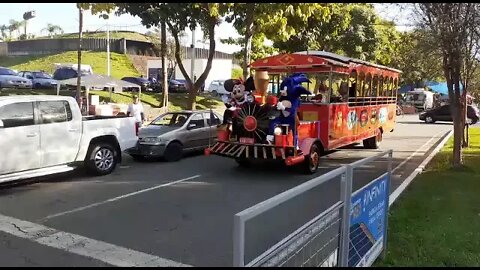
[
  {"left": 392, "top": 29, "right": 444, "bottom": 86},
  {"left": 271, "top": 4, "right": 351, "bottom": 53},
  {"left": 226, "top": 3, "right": 332, "bottom": 79},
  {"left": 42, "top": 23, "right": 64, "bottom": 38},
  {"left": 0, "top": 25, "right": 7, "bottom": 41},
  {"left": 222, "top": 33, "right": 278, "bottom": 69},
  {"left": 8, "top": 19, "right": 22, "bottom": 40},
  {"left": 146, "top": 27, "right": 187, "bottom": 73},
  {"left": 416, "top": 3, "right": 480, "bottom": 167},
  {"left": 116, "top": 3, "right": 231, "bottom": 110}
]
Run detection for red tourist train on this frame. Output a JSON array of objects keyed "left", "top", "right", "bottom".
[{"left": 205, "top": 51, "right": 401, "bottom": 174}]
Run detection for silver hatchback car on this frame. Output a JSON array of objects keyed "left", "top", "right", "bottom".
[
  {"left": 0, "top": 67, "right": 33, "bottom": 89},
  {"left": 127, "top": 110, "right": 223, "bottom": 161}
]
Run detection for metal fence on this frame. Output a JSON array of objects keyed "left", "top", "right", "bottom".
[{"left": 233, "top": 149, "right": 393, "bottom": 267}]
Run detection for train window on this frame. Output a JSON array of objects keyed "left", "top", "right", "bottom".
[
  {"left": 349, "top": 71, "right": 357, "bottom": 99},
  {"left": 372, "top": 75, "right": 379, "bottom": 97},
  {"left": 357, "top": 72, "right": 365, "bottom": 97},
  {"left": 379, "top": 76, "right": 384, "bottom": 96},
  {"left": 330, "top": 73, "right": 349, "bottom": 103},
  {"left": 364, "top": 73, "right": 372, "bottom": 97}
]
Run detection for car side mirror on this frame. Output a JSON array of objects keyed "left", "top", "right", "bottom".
[
  {"left": 0, "top": 120, "right": 4, "bottom": 128},
  {"left": 187, "top": 123, "right": 197, "bottom": 130}
]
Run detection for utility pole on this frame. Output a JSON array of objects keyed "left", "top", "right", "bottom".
[
  {"left": 190, "top": 26, "right": 196, "bottom": 89},
  {"left": 100, "top": 14, "right": 111, "bottom": 77},
  {"left": 107, "top": 19, "right": 110, "bottom": 76},
  {"left": 76, "top": 6, "right": 83, "bottom": 107},
  {"left": 161, "top": 20, "right": 168, "bottom": 111}
]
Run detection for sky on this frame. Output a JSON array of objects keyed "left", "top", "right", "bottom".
[{"left": 0, "top": 3, "right": 414, "bottom": 54}]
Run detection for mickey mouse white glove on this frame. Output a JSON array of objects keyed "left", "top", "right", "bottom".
[{"left": 277, "top": 102, "right": 286, "bottom": 111}]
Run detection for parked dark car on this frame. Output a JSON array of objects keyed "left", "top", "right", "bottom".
[
  {"left": 53, "top": 67, "right": 90, "bottom": 81},
  {"left": 18, "top": 71, "right": 57, "bottom": 89},
  {"left": 121, "top": 77, "right": 153, "bottom": 92},
  {"left": 168, "top": 79, "right": 188, "bottom": 93},
  {"left": 419, "top": 104, "right": 479, "bottom": 124},
  {"left": 152, "top": 79, "right": 188, "bottom": 93}
]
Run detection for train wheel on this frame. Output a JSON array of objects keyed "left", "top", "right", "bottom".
[
  {"left": 363, "top": 129, "right": 382, "bottom": 149},
  {"left": 302, "top": 143, "right": 320, "bottom": 174},
  {"left": 235, "top": 158, "right": 251, "bottom": 167}
]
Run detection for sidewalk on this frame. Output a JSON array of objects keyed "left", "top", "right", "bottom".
[{"left": 376, "top": 127, "right": 480, "bottom": 267}]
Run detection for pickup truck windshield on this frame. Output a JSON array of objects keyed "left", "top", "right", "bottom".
[{"left": 150, "top": 113, "right": 191, "bottom": 127}]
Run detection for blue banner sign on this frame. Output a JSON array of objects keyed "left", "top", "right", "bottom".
[{"left": 348, "top": 172, "right": 390, "bottom": 267}]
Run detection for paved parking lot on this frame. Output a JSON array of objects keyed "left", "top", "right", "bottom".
[{"left": 0, "top": 114, "right": 452, "bottom": 266}]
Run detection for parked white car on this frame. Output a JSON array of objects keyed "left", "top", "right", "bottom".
[
  {"left": 205, "top": 80, "right": 229, "bottom": 96},
  {"left": 0, "top": 95, "right": 138, "bottom": 183}
]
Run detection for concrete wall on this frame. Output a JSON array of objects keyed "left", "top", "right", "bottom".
[
  {"left": 6, "top": 38, "right": 122, "bottom": 56},
  {"left": 0, "top": 42, "right": 7, "bottom": 56}
]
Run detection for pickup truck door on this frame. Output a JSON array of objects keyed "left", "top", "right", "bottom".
[
  {"left": 37, "top": 100, "right": 82, "bottom": 167},
  {"left": 0, "top": 102, "right": 41, "bottom": 175},
  {"left": 184, "top": 113, "right": 210, "bottom": 149}
]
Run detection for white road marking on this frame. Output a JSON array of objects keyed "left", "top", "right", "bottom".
[
  {"left": 389, "top": 129, "right": 453, "bottom": 207},
  {"left": 42, "top": 175, "right": 201, "bottom": 221},
  {"left": 0, "top": 213, "right": 191, "bottom": 266},
  {"left": 391, "top": 130, "right": 446, "bottom": 174}
]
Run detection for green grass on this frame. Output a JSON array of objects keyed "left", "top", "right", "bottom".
[
  {"left": 37, "top": 31, "right": 152, "bottom": 42},
  {"left": 375, "top": 127, "right": 480, "bottom": 267},
  {"left": 0, "top": 51, "right": 140, "bottom": 79},
  {"left": 0, "top": 88, "right": 224, "bottom": 111}
]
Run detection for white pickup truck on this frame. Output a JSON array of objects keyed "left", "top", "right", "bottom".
[{"left": 0, "top": 95, "right": 138, "bottom": 184}]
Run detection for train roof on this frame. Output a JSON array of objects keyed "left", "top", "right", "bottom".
[{"left": 294, "top": 50, "right": 402, "bottom": 73}]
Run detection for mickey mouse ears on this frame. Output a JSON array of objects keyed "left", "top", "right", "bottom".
[{"left": 224, "top": 79, "right": 241, "bottom": 93}]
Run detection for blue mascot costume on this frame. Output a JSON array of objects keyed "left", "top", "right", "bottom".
[{"left": 268, "top": 73, "right": 312, "bottom": 149}]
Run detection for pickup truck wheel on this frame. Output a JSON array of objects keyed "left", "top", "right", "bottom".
[
  {"left": 164, "top": 142, "right": 183, "bottom": 162},
  {"left": 85, "top": 143, "right": 117, "bottom": 175}
]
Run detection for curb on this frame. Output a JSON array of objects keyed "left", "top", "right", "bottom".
[{"left": 388, "top": 129, "right": 454, "bottom": 207}]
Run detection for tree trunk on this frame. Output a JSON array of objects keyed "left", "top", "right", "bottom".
[
  {"left": 452, "top": 111, "right": 464, "bottom": 167},
  {"left": 462, "top": 88, "right": 469, "bottom": 147},
  {"left": 167, "top": 11, "right": 216, "bottom": 110},
  {"left": 242, "top": 7, "right": 255, "bottom": 80},
  {"left": 161, "top": 20, "right": 168, "bottom": 111},
  {"left": 451, "top": 59, "right": 464, "bottom": 167},
  {"left": 76, "top": 7, "right": 83, "bottom": 107}
]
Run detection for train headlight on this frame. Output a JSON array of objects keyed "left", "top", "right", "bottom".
[{"left": 274, "top": 126, "right": 283, "bottom": 135}]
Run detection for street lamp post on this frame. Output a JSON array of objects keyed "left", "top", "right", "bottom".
[
  {"left": 23, "top": 10, "right": 35, "bottom": 38},
  {"left": 100, "top": 14, "right": 111, "bottom": 77}
]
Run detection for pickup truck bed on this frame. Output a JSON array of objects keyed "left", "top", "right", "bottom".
[{"left": 0, "top": 95, "right": 138, "bottom": 183}]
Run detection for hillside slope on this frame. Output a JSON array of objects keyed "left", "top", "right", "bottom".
[{"left": 0, "top": 51, "right": 140, "bottom": 79}]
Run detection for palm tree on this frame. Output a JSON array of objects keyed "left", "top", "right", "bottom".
[
  {"left": 8, "top": 19, "right": 24, "bottom": 39},
  {"left": 0, "top": 25, "right": 7, "bottom": 41},
  {"left": 42, "top": 23, "right": 64, "bottom": 38}
]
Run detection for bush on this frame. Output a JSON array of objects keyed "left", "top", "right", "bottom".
[{"left": 231, "top": 68, "right": 243, "bottom": 79}]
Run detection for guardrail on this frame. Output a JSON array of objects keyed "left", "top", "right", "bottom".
[{"left": 233, "top": 149, "right": 393, "bottom": 267}]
